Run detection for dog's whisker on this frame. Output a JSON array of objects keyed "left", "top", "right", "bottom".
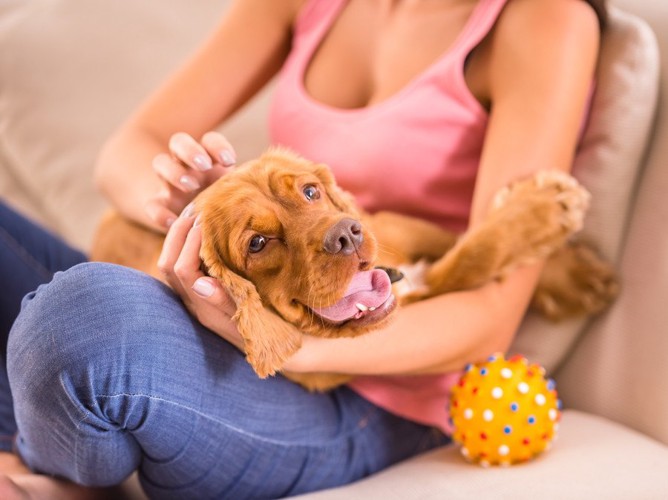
[{"left": 375, "top": 243, "right": 401, "bottom": 259}]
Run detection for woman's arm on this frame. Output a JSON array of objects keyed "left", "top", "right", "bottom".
[
  {"left": 284, "top": 0, "right": 601, "bottom": 375},
  {"left": 94, "top": 0, "right": 303, "bottom": 231},
  {"left": 161, "top": 0, "right": 600, "bottom": 376}
]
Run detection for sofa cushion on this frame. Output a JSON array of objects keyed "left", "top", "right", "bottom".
[
  {"left": 293, "top": 410, "right": 668, "bottom": 499},
  {"left": 509, "top": 7, "right": 660, "bottom": 374},
  {"left": 0, "top": 0, "right": 269, "bottom": 250}
]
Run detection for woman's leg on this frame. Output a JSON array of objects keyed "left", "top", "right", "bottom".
[
  {"left": 8, "top": 263, "right": 448, "bottom": 499},
  {"left": 0, "top": 201, "right": 87, "bottom": 450}
]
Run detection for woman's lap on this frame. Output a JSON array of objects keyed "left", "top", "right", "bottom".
[
  {"left": 0, "top": 201, "right": 87, "bottom": 447},
  {"left": 7, "top": 262, "right": 448, "bottom": 498}
]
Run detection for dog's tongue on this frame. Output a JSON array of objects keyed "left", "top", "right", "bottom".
[{"left": 311, "top": 269, "right": 393, "bottom": 322}]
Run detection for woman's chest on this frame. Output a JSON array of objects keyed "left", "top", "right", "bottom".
[{"left": 304, "top": 0, "right": 480, "bottom": 110}]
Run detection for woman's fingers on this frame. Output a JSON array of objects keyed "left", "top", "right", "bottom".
[
  {"left": 157, "top": 207, "right": 197, "bottom": 294},
  {"left": 144, "top": 198, "right": 178, "bottom": 232},
  {"left": 146, "top": 131, "right": 236, "bottom": 231},
  {"left": 169, "top": 132, "right": 213, "bottom": 172},
  {"left": 175, "top": 223, "right": 237, "bottom": 316},
  {"left": 156, "top": 209, "right": 241, "bottom": 347},
  {"left": 201, "top": 131, "right": 237, "bottom": 167},
  {"left": 144, "top": 186, "right": 194, "bottom": 231},
  {"left": 152, "top": 153, "right": 202, "bottom": 193}
]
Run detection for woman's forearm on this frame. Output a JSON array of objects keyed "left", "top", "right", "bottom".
[
  {"left": 94, "top": 125, "right": 167, "bottom": 230},
  {"left": 285, "top": 264, "right": 542, "bottom": 376}
]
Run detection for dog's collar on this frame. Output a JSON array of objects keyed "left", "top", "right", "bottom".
[{"left": 375, "top": 266, "right": 404, "bottom": 284}]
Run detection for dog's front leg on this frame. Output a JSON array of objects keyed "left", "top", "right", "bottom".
[{"left": 411, "top": 171, "right": 591, "bottom": 302}]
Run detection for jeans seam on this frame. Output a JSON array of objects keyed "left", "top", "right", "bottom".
[
  {"left": 0, "top": 226, "right": 54, "bottom": 283},
  {"left": 93, "top": 392, "right": 383, "bottom": 450}
]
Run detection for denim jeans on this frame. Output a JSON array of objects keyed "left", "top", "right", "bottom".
[
  {"left": 0, "top": 201, "right": 449, "bottom": 499},
  {"left": 0, "top": 201, "right": 87, "bottom": 450}
]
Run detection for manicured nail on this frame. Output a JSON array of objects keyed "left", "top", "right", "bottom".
[
  {"left": 219, "top": 150, "right": 236, "bottom": 167},
  {"left": 192, "top": 278, "right": 215, "bottom": 298},
  {"left": 193, "top": 214, "right": 202, "bottom": 227},
  {"left": 179, "top": 175, "right": 201, "bottom": 192},
  {"left": 180, "top": 202, "right": 196, "bottom": 218},
  {"left": 193, "top": 154, "right": 212, "bottom": 171}
]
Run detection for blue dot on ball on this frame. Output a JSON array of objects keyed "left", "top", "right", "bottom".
[
  {"left": 528, "top": 415, "right": 536, "bottom": 425},
  {"left": 503, "top": 425, "right": 512, "bottom": 435},
  {"left": 480, "top": 368, "right": 488, "bottom": 376},
  {"left": 510, "top": 402, "right": 519, "bottom": 412}
]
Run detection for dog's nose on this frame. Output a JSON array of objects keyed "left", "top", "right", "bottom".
[{"left": 323, "top": 218, "right": 363, "bottom": 255}]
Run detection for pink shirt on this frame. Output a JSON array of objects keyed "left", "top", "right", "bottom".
[{"left": 269, "top": 0, "right": 509, "bottom": 433}]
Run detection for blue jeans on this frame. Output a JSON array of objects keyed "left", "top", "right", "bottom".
[
  {"left": 0, "top": 202, "right": 87, "bottom": 450},
  {"left": 0, "top": 201, "right": 449, "bottom": 499}
]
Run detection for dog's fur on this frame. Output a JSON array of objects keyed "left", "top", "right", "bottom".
[{"left": 91, "top": 149, "right": 618, "bottom": 391}]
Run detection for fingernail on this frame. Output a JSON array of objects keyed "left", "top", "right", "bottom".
[
  {"left": 180, "top": 202, "right": 196, "bottom": 218},
  {"left": 179, "top": 175, "right": 201, "bottom": 192},
  {"left": 193, "top": 154, "right": 212, "bottom": 171},
  {"left": 219, "top": 150, "right": 236, "bottom": 167},
  {"left": 192, "top": 278, "right": 215, "bottom": 298},
  {"left": 165, "top": 217, "right": 176, "bottom": 228},
  {"left": 193, "top": 214, "right": 202, "bottom": 227}
]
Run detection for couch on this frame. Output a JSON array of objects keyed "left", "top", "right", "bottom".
[{"left": 1, "top": 1, "right": 666, "bottom": 498}]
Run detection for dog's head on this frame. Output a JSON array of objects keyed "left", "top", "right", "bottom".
[{"left": 196, "top": 148, "right": 396, "bottom": 377}]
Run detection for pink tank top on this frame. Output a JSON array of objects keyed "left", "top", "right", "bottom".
[{"left": 268, "top": 0, "right": 509, "bottom": 433}]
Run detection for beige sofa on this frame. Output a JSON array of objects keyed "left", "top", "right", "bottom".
[{"left": 1, "top": 1, "right": 667, "bottom": 498}]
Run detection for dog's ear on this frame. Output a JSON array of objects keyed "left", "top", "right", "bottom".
[
  {"left": 315, "top": 164, "right": 360, "bottom": 215},
  {"left": 199, "top": 229, "right": 302, "bottom": 378}
]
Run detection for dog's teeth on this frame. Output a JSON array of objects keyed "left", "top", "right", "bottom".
[
  {"left": 368, "top": 307, "right": 376, "bottom": 311},
  {"left": 355, "top": 303, "right": 368, "bottom": 312}
]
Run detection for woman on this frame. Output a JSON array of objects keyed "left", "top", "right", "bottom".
[{"left": 0, "top": 0, "right": 605, "bottom": 497}]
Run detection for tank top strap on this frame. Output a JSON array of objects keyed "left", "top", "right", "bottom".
[
  {"left": 450, "top": 0, "right": 510, "bottom": 62},
  {"left": 292, "top": 0, "right": 347, "bottom": 47},
  {"left": 434, "top": 0, "right": 510, "bottom": 108}
]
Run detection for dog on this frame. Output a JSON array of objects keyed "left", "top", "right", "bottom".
[{"left": 91, "top": 148, "right": 618, "bottom": 391}]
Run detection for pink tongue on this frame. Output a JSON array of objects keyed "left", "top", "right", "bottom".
[{"left": 311, "top": 269, "right": 392, "bottom": 322}]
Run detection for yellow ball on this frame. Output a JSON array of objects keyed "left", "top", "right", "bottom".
[{"left": 450, "top": 353, "right": 561, "bottom": 467}]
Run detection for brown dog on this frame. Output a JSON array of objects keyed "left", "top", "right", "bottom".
[{"left": 91, "top": 148, "right": 618, "bottom": 390}]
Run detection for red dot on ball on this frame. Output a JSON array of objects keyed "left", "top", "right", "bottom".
[
  {"left": 480, "top": 432, "right": 488, "bottom": 440},
  {"left": 522, "top": 438, "right": 531, "bottom": 446}
]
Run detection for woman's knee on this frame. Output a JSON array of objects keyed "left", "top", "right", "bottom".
[
  {"left": 7, "top": 262, "right": 175, "bottom": 383},
  {"left": 6, "top": 263, "right": 177, "bottom": 483}
]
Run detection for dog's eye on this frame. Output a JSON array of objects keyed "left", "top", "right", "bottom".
[
  {"left": 249, "top": 235, "right": 267, "bottom": 253},
  {"left": 303, "top": 184, "right": 320, "bottom": 201}
]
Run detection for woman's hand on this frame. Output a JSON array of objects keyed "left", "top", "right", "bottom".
[
  {"left": 145, "top": 131, "right": 237, "bottom": 231},
  {"left": 156, "top": 206, "right": 245, "bottom": 351}
]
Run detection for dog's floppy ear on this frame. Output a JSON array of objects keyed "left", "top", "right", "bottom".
[
  {"left": 199, "top": 236, "right": 302, "bottom": 378},
  {"left": 315, "top": 164, "right": 360, "bottom": 215}
]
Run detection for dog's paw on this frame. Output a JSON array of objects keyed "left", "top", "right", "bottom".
[
  {"left": 394, "top": 260, "right": 430, "bottom": 303},
  {"left": 532, "top": 241, "right": 620, "bottom": 321},
  {"left": 489, "top": 171, "right": 591, "bottom": 262}
]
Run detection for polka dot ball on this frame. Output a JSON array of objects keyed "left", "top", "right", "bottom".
[{"left": 450, "top": 353, "right": 561, "bottom": 466}]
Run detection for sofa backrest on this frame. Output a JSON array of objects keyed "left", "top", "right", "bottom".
[
  {"left": 557, "top": 1, "right": 668, "bottom": 446},
  {"left": 510, "top": 6, "right": 660, "bottom": 379}
]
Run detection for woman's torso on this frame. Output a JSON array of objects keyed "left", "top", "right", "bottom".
[
  {"left": 269, "top": 0, "right": 508, "bottom": 234},
  {"left": 268, "top": 0, "right": 510, "bottom": 432}
]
